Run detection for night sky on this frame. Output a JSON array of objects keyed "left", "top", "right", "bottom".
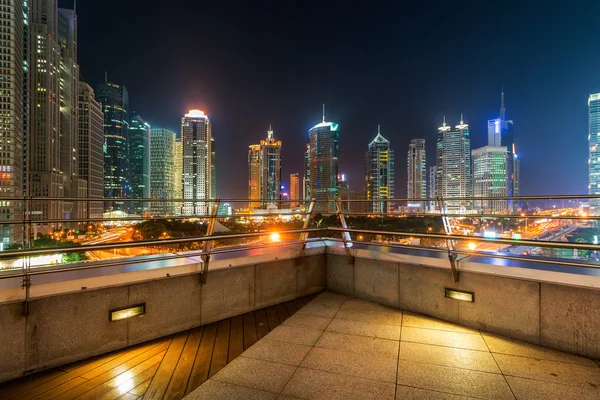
[{"left": 73, "top": 0, "right": 600, "bottom": 200}]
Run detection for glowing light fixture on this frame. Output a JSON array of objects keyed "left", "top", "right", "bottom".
[
  {"left": 270, "top": 232, "right": 281, "bottom": 242},
  {"left": 445, "top": 288, "right": 474, "bottom": 303},
  {"left": 185, "top": 109, "right": 207, "bottom": 119},
  {"left": 467, "top": 242, "right": 477, "bottom": 251},
  {"left": 110, "top": 304, "right": 145, "bottom": 322}
]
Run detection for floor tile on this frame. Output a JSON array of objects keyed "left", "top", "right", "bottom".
[
  {"left": 400, "top": 341, "right": 500, "bottom": 373},
  {"left": 336, "top": 306, "right": 402, "bottom": 326},
  {"left": 315, "top": 331, "right": 399, "bottom": 358},
  {"left": 185, "top": 379, "right": 277, "bottom": 400},
  {"left": 241, "top": 339, "right": 312, "bottom": 366},
  {"left": 282, "top": 314, "right": 332, "bottom": 330},
  {"left": 327, "top": 318, "right": 400, "bottom": 340},
  {"left": 482, "top": 333, "right": 598, "bottom": 367},
  {"left": 397, "top": 360, "right": 514, "bottom": 399},
  {"left": 210, "top": 356, "right": 296, "bottom": 393},
  {"left": 301, "top": 346, "right": 397, "bottom": 383},
  {"left": 264, "top": 325, "right": 323, "bottom": 346},
  {"left": 506, "top": 375, "right": 600, "bottom": 400},
  {"left": 296, "top": 301, "right": 341, "bottom": 319},
  {"left": 494, "top": 353, "right": 600, "bottom": 389},
  {"left": 396, "top": 384, "right": 477, "bottom": 399},
  {"left": 342, "top": 299, "right": 401, "bottom": 313},
  {"left": 401, "top": 327, "right": 488, "bottom": 351},
  {"left": 314, "top": 291, "right": 348, "bottom": 303},
  {"left": 403, "top": 312, "right": 479, "bottom": 334},
  {"left": 282, "top": 367, "right": 395, "bottom": 400}
]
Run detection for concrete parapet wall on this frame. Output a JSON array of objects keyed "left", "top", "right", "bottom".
[
  {"left": 327, "top": 250, "right": 600, "bottom": 360},
  {"left": 0, "top": 253, "right": 326, "bottom": 383}
]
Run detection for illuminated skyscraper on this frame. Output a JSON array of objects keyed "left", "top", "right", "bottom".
[
  {"left": 128, "top": 113, "right": 151, "bottom": 213},
  {"left": 78, "top": 82, "right": 104, "bottom": 219},
  {"left": 366, "top": 126, "right": 395, "bottom": 213},
  {"left": 407, "top": 138, "right": 426, "bottom": 211},
  {"left": 290, "top": 173, "right": 300, "bottom": 207},
  {"left": 0, "top": 0, "right": 28, "bottom": 244},
  {"left": 436, "top": 116, "right": 472, "bottom": 212},
  {"left": 181, "top": 109, "right": 213, "bottom": 215},
  {"left": 589, "top": 93, "right": 600, "bottom": 215},
  {"left": 308, "top": 108, "right": 339, "bottom": 212},
  {"left": 472, "top": 146, "right": 507, "bottom": 213},
  {"left": 150, "top": 129, "right": 176, "bottom": 215},
  {"left": 303, "top": 143, "right": 310, "bottom": 202},
  {"left": 248, "top": 126, "right": 282, "bottom": 208},
  {"left": 173, "top": 138, "right": 182, "bottom": 208},
  {"left": 429, "top": 165, "right": 437, "bottom": 210}
]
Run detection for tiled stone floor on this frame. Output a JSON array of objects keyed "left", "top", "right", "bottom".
[{"left": 185, "top": 291, "right": 600, "bottom": 400}]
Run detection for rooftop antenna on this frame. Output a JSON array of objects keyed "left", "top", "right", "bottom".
[
  {"left": 104, "top": 70, "right": 107, "bottom": 83},
  {"left": 443, "top": 115, "right": 446, "bottom": 126},
  {"left": 268, "top": 124, "right": 273, "bottom": 140},
  {"left": 500, "top": 85, "right": 506, "bottom": 120},
  {"left": 377, "top": 124, "right": 381, "bottom": 134},
  {"left": 460, "top": 113, "right": 464, "bottom": 124},
  {"left": 322, "top": 104, "right": 325, "bottom": 122}
]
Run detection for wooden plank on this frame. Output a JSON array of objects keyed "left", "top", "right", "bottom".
[
  {"left": 243, "top": 312, "right": 258, "bottom": 350},
  {"left": 265, "top": 306, "right": 280, "bottom": 330},
  {"left": 284, "top": 301, "right": 299, "bottom": 316},
  {"left": 143, "top": 331, "right": 189, "bottom": 400},
  {"left": 184, "top": 324, "right": 217, "bottom": 395},
  {"left": 275, "top": 303, "right": 290, "bottom": 323},
  {"left": 30, "top": 377, "right": 88, "bottom": 400},
  {"left": 293, "top": 298, "right": 306, "bottom": 311},
  {"left": 96, "top": 362, "right": 160, "bottom": 400},
  {"left": 116, "top": 393, "right": 139, "bottom": 400},
  {"left": 163, "top": 327, "right": 203, "bottom": 400},
  {"left": 254, "top": 309, "right": 270, "bottom": 339},
  {"left": 0, "top": 368, "right": 65, "bottom": 398},
  {"left": 54, "top": 342, "right": 170, "bottom": 400},
  {"left": 228, "top": 315, "right": 244, "bottom": 362},
  {"left": 208, "top": 319, "right": 230, "bottom": 378},
  {"left": 128, "top": 379, "right": 151, "bottom": 397}
]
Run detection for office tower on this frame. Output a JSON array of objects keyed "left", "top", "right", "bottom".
[
  {"left": 407, "top": 139, "right": 426, "bottom": 211},
  {"left": 181, "top": 109, "right": 213, "bottom": 215},
  {"left": 303, "top": 143, "right": 310, "bottom": 202},
  {"left": 472, "top": 146, "right": 508, "bottom": 213},
  {"left": 0, "top": 0, "right": 28, "bottom": 244},
  {"left": 429, "top": 165, "right": 437, "bottom": 210},
  {"left": 436, "top": 116, "right": 472, "bottom": 213},
  {"left": 247, "top": 126, "right": 281, "bottom": 208},
  {"left": 248, "top": 144, "right": 260, "bottom": 208},
  {"left": 150, "top": 129, "right": 176, "bottom": 215},
  {"left": 308, "top": 108, "right": 339, "bottom": 212},
  {"left": 365, "top": 126, "right": 395, "bottom": 213},
  {"left": 97, "top": 81, "right": 129, "bottom": 210},
  {"left": 590, "top": 93, "right": 600, "bottom": 215},
  {"left": 77, "top": 82, "right": 104, "bottom": 220},
  {"left": 290, "top": 173, "right": 300, "bottom": 207},
  {"left": 211, "top": 136, "right": 216, "bottom": 199},
  {"left": 129, "top": 113, "right": 151, "bottom": 214},
  {"left": 173, "top": 138, "right": 182, "bottom": 211}
]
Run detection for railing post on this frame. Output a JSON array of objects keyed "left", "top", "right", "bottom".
[
  {"left": 200, "top": 198, "right": 220, "bottom": 285},
  {"left": 336, "top": 199, "right": 354, "bottom": 265},
  {"left": 437, "top": 197, "right": 458, "bottom": 282},
  {"left": 296, "top": 199, "right": 315, "bottom": 265}
]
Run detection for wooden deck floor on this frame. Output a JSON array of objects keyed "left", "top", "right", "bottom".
[{"left": 0, "top": 293, "right": 319, "bottom": 400}]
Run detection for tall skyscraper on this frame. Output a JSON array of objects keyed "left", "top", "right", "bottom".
[
  {"left": 247, "top": 126, "right": 282, "bottom": 208},
  {"left": 589, "top": 93, "right": 600, "bottom": 215},
  {"left": 97, "top": 81, "right": 129, "bottom": 209},
  {"left": 150, "top": 129, "right": 176, "bottom": 215},
  {"left": 173, "top": 137, "right": 183, "bottom": 209},
  {"left": 365, "top": 126, "right": 395, "bottom": 213},
  {"left": 181, "top": 109, "right": 213, "bottom": 215},
  {"left": 128, "top": 113, "right": 151, "bottom": 214},
  {"left": 472, "top": 146, "right": 508, "bottom": 213},
  {"left": 429, "top": 165, "right": 437, "bottom": 210},
  {"left": 77, "top": 82, "right": 104, "bottom": 220},
  {"left": 290, "top": 173, "right": 300, "bottom": 207},
  {"left": 407, "top": 138, "right": 426, "bottom": 211},
  {"left": 0, "top": 0, "right": 28, "bottom": 244},
  {"left": 303, "top": 143, "right": 310, "bottom": 202},
  {"left": 308, "top": 108, "right": 339, "bottom": 212},
  {"left": 436, "top": 116, "right": 472, "bottom": 213}
]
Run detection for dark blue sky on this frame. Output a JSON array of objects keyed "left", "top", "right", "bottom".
[{"left": 73, "top": 0, "right": 600, "bottom": 199}]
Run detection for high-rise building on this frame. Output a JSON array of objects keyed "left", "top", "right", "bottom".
[
  {"left": 97, "top": 81, "right": 129, "bottom": 210},
  {"left": 129, "top": 113, "right": 151, "bottom": 214},
  {"left": 0, "top": 0, "right": 28, "bottom": 244},
  {"left": 308, "top": 108, "right": 339, "bottom": 212},
  {"left": 181, "top": 109, "right": 213, "bottom": 215},
  {"left": 247, "top": 126, "right": 281, "bottom": 208},
  {"left": 589, "top": 93, "right": 600, "bottom": 215},
  {"left": 429, "top": 165, "right": 437, "bottom": 210},
  {"left": 303, "top": 143, "right": 310, "bottom": 202},
  {"left": 472, "top": 146, "right": 508, "bottom": 213},
  {"left": 150, "top": 129, "right": 176, "bottom": 215},
  {"left": 173, "top": 137, "right": 182, "bottom": 211},
  {"left": 77, "top": 82, "right": 104, "bottom": 220},
  {"left": 290, "top": 173, "right": 300, "bottom": 207},
  {"left": 436, "top": 116, "right": 472, "bottom": 213},
  {"left": 365, "top": 126, "right": 394, "bottom": 213},
  {"left": 407, "top": 138, "right": 426, "bottom": 211}
]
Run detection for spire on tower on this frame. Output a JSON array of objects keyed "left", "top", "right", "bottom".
[
  {"left": 322, "top": 104, "right": 325, "bottom": 122},
  {"left": 377, "top": 124, "right": 380, "bottom": 134},
  {"left": 500, "top": 86, "right": 506, "bottom": 120},
  {"left": 267, "top": 124, "right": 273, "bottom": 140},
  {"left": 460, "top": 113, "right": 464, "bottom": 124}
]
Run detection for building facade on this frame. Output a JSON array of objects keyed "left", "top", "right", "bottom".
[
  {"left": 308, "top": 115, "right": 339, "bottom": 212},
  {"left": 590, "top": 93, "right": 600, "bottom": 215},
  {"left": 429, "top": 165, "right": 437, "bottom": 210},
  {"left": 365, "top": 127, "right": 394, "bottom": 213},
  {"left": 181, "top": 109, "right": 213, "bottom": 215},
  {"left": 303, "top": 143, "right": 310, "bottom": 202},
  {"left": 407, "top": 138, "right": 426, "bottom": 211},
  {"left": 247, "top": 126, "right": 281, "bottom": 208},
  {"left": 128, "top": 113, "right": 150, "bottom": 214},
  {"left": 472, "top": 146, "right": 508, "bottom": 213},
  {"left": 248, "top": 144, "right": 260, "bottom": 208},
  {"left": 435, "top": 117, "right": 472, "bottom": 213},
  {"left": 290, "top": 173, "right": 300, "bottom": 208},
  {"left": 150, "top": 129, "right": 176, "bottom": 215},
  {"left": 77, "top": 82, "right": 104, "bottom": 220},
  {"left": 173, "top": 137, "right": 182, "bottom": 212}
]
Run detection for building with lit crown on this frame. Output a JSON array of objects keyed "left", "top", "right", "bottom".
[
  {"left": 589, "top": 93, "right": 600, "bottom": 215},
  {"left": 472, "top": 146, "right": 507, "bottom": 213},
  {"left": 181, "top": 109, "right": 214, "bottom": 215},
  {"left": 407, "top": 138, "right": 426, "bottom": 211},
  {"left": 248, "top": 126, "right": 281, "bottom": 209},
  {"left": 308, "top": 109, "right": 339, "bottom": 212},
  {"left": 366, "top": 126, "right": 394, "bottom": 213},
  {"left": 150, "top": 129, "right": 176, "bottom": 215},
  {"left": 128, "top": 113, "right": 151, "bottom": 214}
]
